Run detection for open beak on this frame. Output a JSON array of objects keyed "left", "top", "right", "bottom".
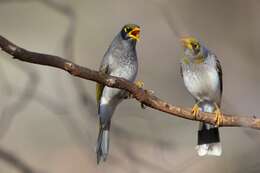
[
  {"left": 129, "top": 27, "right": 140, "bottom": 41},
  {"left": 180, "top": 37, "right": 192, "bottom": 50}
]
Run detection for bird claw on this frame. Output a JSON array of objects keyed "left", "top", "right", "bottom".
[
  {"left": 124, "top": 94, "right": 131, "bottom": 99},
  {"left": 126, "top": 80, "right": 145, "bottom": 99},
  {"left": 141, "top": 103, "right": 146, "bottom": 109},
  {"left": 146, "top": 89, "right": 154, "bottom": 95},
  {"left": 135, "top": 80, "right": 144, "bottom": 89},
  {"left": 135, "top": 80, "right": 148, "bottom": 109},
  {"left": 191, "top": 103, "right": 200, "bottom": 119},
  {"left": 125, "top": 80, "right": 149, "bottom": 110},
  {"left": 214, "top": 107, "right": 223, "bottom": 127}
]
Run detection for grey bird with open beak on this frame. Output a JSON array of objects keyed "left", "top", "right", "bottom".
[
  {"left": 180, "top": 37, "right": 223, "bottom": 156},
  {"left": 96, "top": 24, "right": 142, "bottom": 164}
]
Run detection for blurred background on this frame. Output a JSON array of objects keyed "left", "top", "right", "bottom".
[{"left": 0, "top": 0, "right": 260, "bottom": 172}]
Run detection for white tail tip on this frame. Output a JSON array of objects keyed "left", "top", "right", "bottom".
[{"left": 196, "top": 143, "right": 222, "bottom": 156}]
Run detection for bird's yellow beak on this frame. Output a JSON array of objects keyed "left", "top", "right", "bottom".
[
  {"left": 180, "top": 37, "right": 193, "bottom": 50},
  {"left": 129, "top": 27, "right": 140, "bottom": 41}
]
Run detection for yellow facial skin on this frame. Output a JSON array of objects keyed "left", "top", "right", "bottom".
[
  {"left": 180, "top": 37, "right": 200, "bottom": 51},
  {"left": 180, "top": 37, "right": 205, "bottom": 64},
  {"left": 128, "top": 27, "right": 140, "bottom": 41}
]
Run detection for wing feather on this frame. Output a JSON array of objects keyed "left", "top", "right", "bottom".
[
  {"left": 215, "top": 58, "right": 223, "bottom": 95},
  {"left": 96, "top": 64, "right": 109, "bottom": 114}
]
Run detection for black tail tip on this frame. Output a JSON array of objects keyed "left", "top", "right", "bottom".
[
  {"left": 96, "top": 151, "right": 108, "bottom": 165},
  {"left": 96, "top": 127, "right": 109, "bottom": 164},
  {"left": 97, "top": 151, "right": 102, "bottom": 165},
  {"left": 198, "top": 128, "right": 220, "bottom": 145}
]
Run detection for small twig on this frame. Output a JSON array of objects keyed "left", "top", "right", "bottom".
[{"left": 0, "top": 35, "right": 260, "bottom": 129}]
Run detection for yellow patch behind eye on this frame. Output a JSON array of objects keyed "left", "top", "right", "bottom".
[{"left": 194, "top": 55, "right": 204, "bottom": 64}]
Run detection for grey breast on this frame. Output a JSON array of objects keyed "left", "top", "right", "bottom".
[
  {"left": 101, "top": 34, "right": 138, "bottom": 104},
  {"left": 182, "top": 62, "right": 220, "bottom": 103}
]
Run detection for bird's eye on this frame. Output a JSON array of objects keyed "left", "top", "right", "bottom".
[
  {"left": 192, "top": 42, "right": 199, "bottom": 50},
  {"left": 124, "top": 27, "right": 131, "bottom": 33}
]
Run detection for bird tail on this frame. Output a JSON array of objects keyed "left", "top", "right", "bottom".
[
  {"left": 196, "top": 102, "right": 222, "bottom": 156},
  {"left": 96, "top": 120, "right": 110, "bottom": 164}
]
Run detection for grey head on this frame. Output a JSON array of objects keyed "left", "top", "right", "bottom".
[
  {"left": 106, "top": 24, "right": 141, "bottom": 62},
  {"left": 109, "top": 24, "right": 141, "bottom": 49},
  {"left": 120, "top": 24, "right": 140, "bottom": 42}
]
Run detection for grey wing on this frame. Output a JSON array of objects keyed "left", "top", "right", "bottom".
[
  {"left": 99, "top": 54, "right": 110, "bottom": 72},
  {"left": 208, "top": 53, "right": 223, "bottom": 96},
  {"left": 180, "top": 62, "right": 184, "bottom": 78},
  {"left": 215, "top": 57, "right": 223, "bottom": 95},
  {"left": 96, "top": 59, "right": 110, "bottom": 114},
  {"left": 211, "top": 54, "right": 223, "bottom": 107}
]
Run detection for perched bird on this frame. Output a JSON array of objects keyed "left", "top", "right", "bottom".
[
  {"left": 180, "top": 37, "right": 223, "bottom": 156},
  {"left": 96, "top": 24, "right": 141, "bottom": 164}
]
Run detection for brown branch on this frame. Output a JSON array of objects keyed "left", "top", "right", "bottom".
[
  {"left": 0, "top": 1, "right": 42, "bottom": 139},
  {"left": 0, "top": 0, "right": 93, "bottom": 145},
  {"left": 44, "top": 0, "right": 97, "bottom": 118},
  {"left": 41, "top": 0, "right": 97, "bottom": 145},
  {"left": 0, "top": 35, "right": 260, "bottom": 130}
]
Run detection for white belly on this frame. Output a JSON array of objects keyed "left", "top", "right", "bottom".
[{"left": 183, "top": 66, "right": 220, "bottom": 102}]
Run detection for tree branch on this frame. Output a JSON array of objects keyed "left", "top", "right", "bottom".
[{"left": 0, "top": 35, "right": 259, "bottom": 130}]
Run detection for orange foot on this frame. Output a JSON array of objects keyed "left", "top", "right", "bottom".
[
  {"left": 135, "top": 80, "right": 147, "bottom": 109},
  {"left": 135, "top": 80, "right": 144, "bottom": 89},
  {"left": 214, "top": 103, "right": 223, "bottom": 127},
  {"left": 191, "top": 103, "right": 200, "bottom": 119},
  {"left": 125, "top": 80, "right": 144, "bottom": 99}
]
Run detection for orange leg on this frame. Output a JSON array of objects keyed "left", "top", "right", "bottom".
[
  {"left": 134, "top": 80, "right": 147, "bottom": 109},
  {"left": 135, "top": 80, "right": 144, "bottom": 89},
  {"left": 125, "top": 80, "right": 144, "bottom": 99},
  {"left": 214, "top": 103, "right": 223, "bottom": 126},
  {"left": 191, "top": 103, "right": 200, "bottom": 119}
]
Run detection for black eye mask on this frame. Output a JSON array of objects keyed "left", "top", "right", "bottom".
[
  {"left": 121, "top": 27, "right": 132, "bottom": 40},
  {"left": 191, "top": 42, "right": 200, "bottom": 54}
]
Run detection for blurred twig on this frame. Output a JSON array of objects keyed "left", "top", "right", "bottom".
[
  {"left": 35, "top": 91, "right": 93, "bottom": 146},
  {"left": 0, "top": 147, "right": 39, "bottom": 173},
  {"left": 0, "top": 0, "right": 93, "bottom": 146},
  {"left": 0, "top": 62, "right": 13, "bottom": 96},
  {"left": 41, "top": 0, "right": 96, "bottom": 143},
  {"left": 0, "top": 64, "right": 39, "bottom": 138},
  {"left": 0, "top": 0, "right": 41, "bottom": 139},
  {"left": 42, "top": 0, "right": 97, "bottom": 117},
  {"left": 155, "top": 0, "right": 190, "bottom": 37},
  {"left": 1, "top": 35, "right": 260, "bottom": 129}
]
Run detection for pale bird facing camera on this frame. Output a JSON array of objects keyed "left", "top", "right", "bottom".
[{"left": 180, "top": 37, "right": 223, "bottom": 156}]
